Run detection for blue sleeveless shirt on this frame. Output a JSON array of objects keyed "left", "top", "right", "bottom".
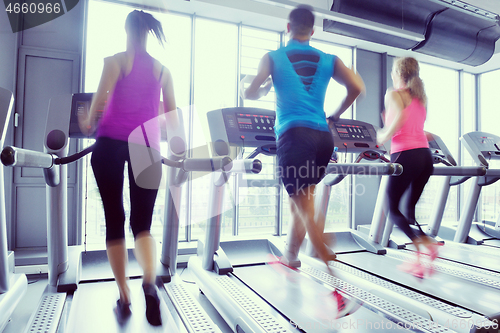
[{"left": 268, "top": 39, "right": 336, "bottom": 138}]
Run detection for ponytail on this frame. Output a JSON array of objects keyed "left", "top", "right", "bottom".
[
  {"left": 407, "top": 76, "right": 427, "bottom": 106},
  {"left": 393, "top": 57, "right": 427, "bottom": 106},
  {"left": 126, "top": 10, "right": 166, "bottom": 46}
]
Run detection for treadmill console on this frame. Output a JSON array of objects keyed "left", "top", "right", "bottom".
[
  {"left": 207, "top": 109, "right": 390, "bottom": 157},
  {"left": 461, "top": 132, "right": 500, "bottom": 167},
  {"left": 231, "top": 112, "right": 275, "bottom": 134},
  {"left": 69, "top": 93, "right": 95, "bottom": 139},
  {"left": 207, "top": 107, "right": 276, "bottom": 156},
  {"left": 426, "top": 132, "right": 457, "bottom": 166},
  {"left": 330, "top": 119, "right": 386, "bottom": 154}
]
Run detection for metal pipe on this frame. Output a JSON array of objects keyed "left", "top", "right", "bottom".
[
  {"left": 1, "top": 146, "right": 54, "bottom": 168},
  {"left": 47, "top": 146, "right": 69, "bottom": 287}
]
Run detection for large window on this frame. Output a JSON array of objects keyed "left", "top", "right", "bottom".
[
  {"left": 237, "top": 27, "right": 280, "bottom": 237},
  {"left": 190, "top": 18, "right": 239, "bottom": 241},
  {"left": 416, "top": 63, "right": 459, "bottom": 223},
  {"left": 85, "top": 1, "right": 474, "bottom": 248},
  {"left": 479, "top": 70, "right": 500, "bottom": 224}
]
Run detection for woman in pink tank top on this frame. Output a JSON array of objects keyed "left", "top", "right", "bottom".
[
  {"left": 79, "top": 10, "right": 180, "bottom": 326},
  {"left": 377, "top": 57, "right": 440, "bottom": 279}
]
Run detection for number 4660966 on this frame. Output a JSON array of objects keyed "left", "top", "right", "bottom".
[{"left": 5, "top": 2, "right": 61, "bottom": 14}]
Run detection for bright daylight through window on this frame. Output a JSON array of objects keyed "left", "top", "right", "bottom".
[{"left": 83, "top": 0, "right": 470, "bottom": 249}]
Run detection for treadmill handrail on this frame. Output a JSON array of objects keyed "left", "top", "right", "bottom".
[
  {"left": 485, "top": 168, "right": 500, "bottom": 177},
  {"left": 162, "top": 156, "right": 234, "bottom": 173},
  {"left": 432, "top": 165, "right": 486, "bottom": 176},
  {"left": 1, "top": 145, "right": 96, "bottom": 168},
  {"left": 325, "top": 162, "right": 402, "bottom": 176},
  {"left": 1, "top": 146, "right": 54, "bottom": 168}
]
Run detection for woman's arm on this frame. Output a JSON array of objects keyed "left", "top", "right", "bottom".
[
  {"left": 160, "top": 67, "right": 179, "bottom": 128},
  {"left": 160, "top": 67, "right": 186, "bottom": 159},
  {"left": 377, "top": 90, "right": 407, "bottom": 145},
  {"left": 78, "top": 56, "right": 121, "bottom": 136}
]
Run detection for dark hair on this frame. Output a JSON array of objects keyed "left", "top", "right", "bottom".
[
  {"left": 125, "top": 10, "right": 166, "bottom": 46},
  {"left": 289, "top": 5, "right": 315, "bottom": 36},
  {"left": 393, "top": 57, "right": 427, "bottom": 105}
]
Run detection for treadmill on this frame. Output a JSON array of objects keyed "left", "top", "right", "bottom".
[
  {"left": 188, "top": 108, "right": 478, "bottom": 333},
  {"left": 1, "top": 93, "right": 224, "bottom": 333},
  {"left": 0, "top": 87, "right": 27, "bottom": 332},
  {"left": 314, "top": 126, "right": 500, "bottom": 331},
  {"left": 452, "top": 131, "right": 500, "bottom": 247}
]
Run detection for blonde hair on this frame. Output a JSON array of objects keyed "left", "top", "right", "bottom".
[{"left": 393, "top": 57, "right": 427, "bottom": 106}]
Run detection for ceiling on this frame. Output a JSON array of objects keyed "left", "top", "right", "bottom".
[{"left": 103, "top": 0, "right": 500, "bottom": 73}]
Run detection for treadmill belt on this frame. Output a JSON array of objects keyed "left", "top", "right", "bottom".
[
  {"left": 406, "top": 242, "right": 500, "bottom": 272},
  {"left": 234, "top": 264, "right": 415, "bottom": 332},
  {"left": 65, "top": 279, "right": 181, "bottom": 333},
  {"left": 338, "top": 251, "right": 500, "bottom": 316}
]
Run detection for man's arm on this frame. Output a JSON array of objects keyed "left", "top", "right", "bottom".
[
  {"left": 241, "top": 53, "right": 273, "bottom": 100},
  {"left": 329, "top": 57, "right": 365, "bottom": 122}
]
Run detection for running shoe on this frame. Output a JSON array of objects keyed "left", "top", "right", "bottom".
[
  {"left": 143, "top": 283, "right": 162, "bottom": 326},
  {"left": 331, "top": 290, "right": 362, "bottom": 319},
  {"left": 114, "top": 299, "right": 131, "bottom": 325},
  {"left": 426, "top": 243, "right": 442, "bottom": 262},
  {"left": 279, "top": 251, "right": 301, "bottom": 268},
  {"left": 397, "top": 260, "right": 425, "bottom": 279},
  {"left": 426, "top": 264, "right": 436, "bottom": 277}
]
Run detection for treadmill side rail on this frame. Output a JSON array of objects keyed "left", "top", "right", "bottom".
[
  {"left": 351, "top": 230, "right": 387, "bottom": 254},
  {"left": 214, "top": 248, "right": 233, "bottom": 275},
  {"left": 188, "top": 256, "right": 294, "bottom": 333},
  {"left": 23, "top": 287, "right": 66, "bottom": 333},
  {"left": 56, "top": 245, "right": 82, "bottom": 292}
]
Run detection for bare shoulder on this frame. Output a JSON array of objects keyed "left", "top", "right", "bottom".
[
  {"left": 152, "top": 58, "right": 171, "bottom": 80},
  {"left": 109, "top": 52, "right": 127, "bottom": 63},
  {"left": 101, "top": 54, "right": 123, "bottom": 73},
  {"left": 104, "top": 53, "right": 128, "bottom": 72},
  {"left": 152, "top": 58, "right": 163, "bottom": 71},
  {"left": 385, "top": 89, "right": 400, "bottom": 101}
]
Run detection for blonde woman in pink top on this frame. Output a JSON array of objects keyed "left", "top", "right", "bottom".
[
  {"left": 79, "top": 10, "right": 180, "bottom": 326},
  {"left": 377, "top": 57, "right": 439, "bottom": 278}
]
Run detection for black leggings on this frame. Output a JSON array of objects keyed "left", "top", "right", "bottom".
[
  {"left": 387, "top": 148, "right": 433, "bottom": 241},
  {"left": 91, "top": 137, "right": 161, "bottom": 242}
]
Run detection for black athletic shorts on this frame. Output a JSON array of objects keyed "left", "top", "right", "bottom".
[{"left": 277, "top": 127, "right": 334, "bottom": 196}]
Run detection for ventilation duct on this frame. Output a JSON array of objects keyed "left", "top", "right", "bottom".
[
  {"left": 324, "top": 0, "right": 500, "bottom": 66},
  {"left": 324, "top": 0, "right": 444, "bottom": 49},
  {"left": 413, "top": 8, "right": 500, "bottom": 65}
]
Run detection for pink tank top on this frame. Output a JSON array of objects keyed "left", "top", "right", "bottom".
[
  {"left": 97, "top": 51, "right": 161, "bottom": 150},
  {"left": 388, "top": 97, "right": 429, "bottom": 154}
]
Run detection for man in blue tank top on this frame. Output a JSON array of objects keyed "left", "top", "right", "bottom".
[{"left": 242, "top": 5, "right": 365, "bottom": 270}]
